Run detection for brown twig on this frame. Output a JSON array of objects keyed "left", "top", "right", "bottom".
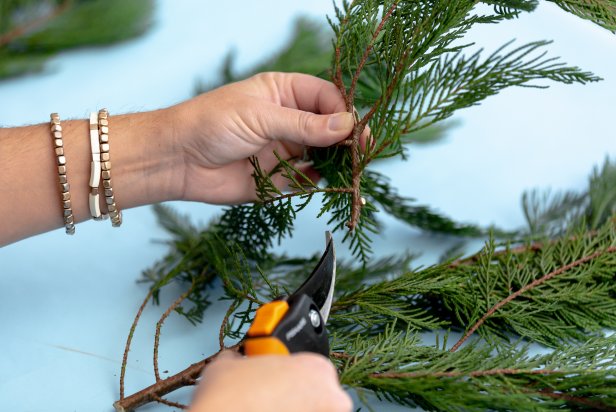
[
  {"left": 449, "top": 246, "right": 616, "bottom": 352},
  {"left": 371, "top": 367, "right": 616, "bottom": 411},
  {"left": 449, "top": 229, "right": 605, "bottom": 268},
  {"left": 348, "top": 2, "right": 398, "bottom": 102},
  {"left": 346, "top": 127, "right": 364, "bottom": 231},
  {"left": 449, "top": 242, "right": 544, "bottom": 268},
  {"left": 538, "top": 388, "right": 616, "bottom": 412},
  {"left": 154, "top": 284, "right": 195, "bottom": 382},
  {"left": 151, "top": 394, "right": 188, "bottom": 410},
  {"left": 120, "top": 288, "right": 154, "bottom": 400},
  {"left": 0, "top": 0, "right": 72, "bottom": 47},
  {"left": 371, "top": 368, "right": 559, "bottom": 379},
  {"left": 260, "top": 187, "right": 354, "bottom": 205},
  {"left": 114, "top": 344, "right": 241, "bottom": 412},
  {"left": 219, "top": 300, "right": 240, "bottom": 350},
  {"left": 333, "top": 46, "right": 347, "bottom": 104}
]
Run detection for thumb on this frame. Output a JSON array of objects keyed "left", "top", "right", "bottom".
[
  {"left": 215, "top": 350, "right": 241, "bottom": 361},
  {"left": 264, "top": 106, "right": 355, "bottom": 147}
]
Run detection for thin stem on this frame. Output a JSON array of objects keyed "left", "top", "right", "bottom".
[
  {"left": 120, "top": 288, "right": 154, "bottom": 400},
  {"left": 537, "top": 389, "right": 616, "bottom": 412},
  {"left": 114, "top": 344, "right": 241, "bottom": 412},
  {"left": 219, "top": 300, "right": 240, "bottom": 350},
  {"left": 371, "top": 368, "right": 559, "bottom": 379},
  {"left": 151, "top": 394, "right": 188, "bottom": 410},
  {"left": 348, "top": 2, "right": 398, "bottom": 102},
  {"left": 346, "top": 127, "right": 363, "bottom": 230},
  {"left": 333, "top": 46, "right": 348, "bottom": 104},
  {"left": 450, "top": 246, "right": 616, "bottom": 352},
  {"left": 449, "top": 242, "right": 544, "bottom": 268},
  {"left": 260, "top": 187, "right": 354, "bottom": 205},
  {"left": 154, "top": 283, "right": 195, "bottom": 381}
]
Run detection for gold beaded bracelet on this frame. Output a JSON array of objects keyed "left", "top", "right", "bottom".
[
  {"left": 50, "top": 113, "right": 75, "bottom": 235},
  {"left": 98, "top": 109, "right": 122, "bottom": 227}
]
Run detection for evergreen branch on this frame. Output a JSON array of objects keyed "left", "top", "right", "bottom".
[
  {"left": 481, "top": 0, "right": 539, "bottom": 18},
  {"left": 336, "top": 328, "right": 616, "bottom": 411},
  {"left": 371, "top": 367, "right": 558, "bottom": 379},
  {"left": 154, "top": 283, "right": 195, "bottom": 382},
  {"left": 119, "top": 287, "right": 154, "bottom": 400},
  {"left": 113, "top": 344, "right": 241, "bottom": 412},
  {"left": 549, "top": 0, "right": 616, "bottom": 32},
  {"left": 450, "top": 245, "right": 616, "bottom": 352},
  {"left": 0, "top": 0, "right": 154, "bottom": 79},
  {"left": 536, "top": 389, "right": 616, "bottom": 412},
  {"left": 0, "top": 0, "right": 72, "bottom": 47}
]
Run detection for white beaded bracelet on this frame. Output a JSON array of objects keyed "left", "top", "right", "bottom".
[{"left": 88, "top": 112, "right": 107, "bottom": 220}]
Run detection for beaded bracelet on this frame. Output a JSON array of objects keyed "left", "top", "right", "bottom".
[
  {"left": 98, "top": 109, "right": 122, "bottom": 227},
  {"left": 50, "top": 113, "right": 75, "bottom": 235},
  {"left": 88, "top": 112, "right": 106, "bottom": 220}
]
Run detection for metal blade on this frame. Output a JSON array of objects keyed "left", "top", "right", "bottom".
[{"left": 290, "top": 231, "right": 336, "bottom": 323}]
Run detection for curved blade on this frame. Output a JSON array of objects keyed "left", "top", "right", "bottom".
[{"left": 290, "top": 231, "right": 336, "bottom": 323}]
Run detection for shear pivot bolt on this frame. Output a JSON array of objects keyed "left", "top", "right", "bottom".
[{"left": 308, "top": 309, "right": 321, "bottom": 328}]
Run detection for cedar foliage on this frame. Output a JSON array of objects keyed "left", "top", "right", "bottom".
[{"left": 116, "top": 1, "right": 616, "bottom": 410}]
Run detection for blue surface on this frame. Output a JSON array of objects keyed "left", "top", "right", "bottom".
[{"left": 0, "top": 1, "right": 615, "bottom": 411}]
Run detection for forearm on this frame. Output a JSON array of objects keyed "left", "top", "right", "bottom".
[{"left": 0, "top": 108, "right": 183, "bottom": 246}]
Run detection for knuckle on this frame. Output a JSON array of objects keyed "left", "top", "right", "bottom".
[
  {"left": 296, "top": 353, "right": 337, "bottom": 374},
  {"left": 296, "top": 112, "right": 312, "bottom": 141},
  {"left": 252, "top": 71, "right": 276, "bottom": 83}
]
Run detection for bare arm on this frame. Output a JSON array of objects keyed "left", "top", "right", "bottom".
[
  {"left": 0, "top": 109, "right": 182, "bottom": 245},
  {"left": 0, "top": 72, "right": 359, "bottom": 247}
]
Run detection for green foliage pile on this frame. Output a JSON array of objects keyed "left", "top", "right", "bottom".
[
  {"left": 0, "top": 0, "right": 153, "bottom": 80},
  {"left": 147, "top": 159, "right": 616, "bottom": 410},
  {"left": 133, "top": 1, "right": 616, "bottom": 410}
]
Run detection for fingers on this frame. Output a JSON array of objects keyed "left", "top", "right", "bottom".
[
  {"left": 292, "top": 353, "right": 353, "bottom": 412},
  {"left": 260, "top": 72, "right": 348, "bottom": 114},
  {"left": 259, "top": 103, "right": 355, "bottom": 147},
  {"left": 192, "top": 352, "right": 352, "bottom": 412}
]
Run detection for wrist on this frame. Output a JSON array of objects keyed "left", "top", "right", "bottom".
[{"left": 110, "top": 107, "right": 186, "bottom": 208}]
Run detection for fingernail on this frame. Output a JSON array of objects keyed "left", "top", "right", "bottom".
[{"left": 328, "top": 112, "right": 354, "bottom": 131}]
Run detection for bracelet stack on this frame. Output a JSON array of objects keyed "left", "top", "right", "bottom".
[
  {"left": 98, "top": 109, "right": 122, "bottom": 227},
  {"left": 50, "top": 113, "right": 75, "bottom": 235},
  {"left": 49, "top": 108, "right": 122, "bottom": 235}
]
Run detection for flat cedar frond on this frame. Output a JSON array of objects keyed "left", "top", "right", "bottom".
[
  {"left": 335, "top": 329, "right": 616, "bottom": 411},
  {"left": 522, "top": 158, "right": 616, "bottom": 237},
  {"left": 549, "top": 0, "right": 616, "bottom": 32},
  {"left": 481, "top": 0, "right": 539, "bottom": 19}
]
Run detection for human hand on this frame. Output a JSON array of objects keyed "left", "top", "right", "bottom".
[
  {"left": 189, "top": 351, "right": 352, "bottom": 412},
  {"left": 169, "top": 72, "right": 364, "bottom": 204}
]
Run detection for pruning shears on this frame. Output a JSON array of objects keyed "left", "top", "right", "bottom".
[{"left": 242, "top": 232, "right": 336, "bottom": 357}]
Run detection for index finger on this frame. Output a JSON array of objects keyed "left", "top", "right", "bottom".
[{"left": 269, "top": 72, "right": 348, "bottom": 114}]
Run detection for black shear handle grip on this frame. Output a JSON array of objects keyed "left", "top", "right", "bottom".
[{"left": 243, "top": 294, "right": 329, "bottom": 357}]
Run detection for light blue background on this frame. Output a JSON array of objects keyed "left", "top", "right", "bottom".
[{"left": 0, "top": 1, "right": 615, "bottom": 411}]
